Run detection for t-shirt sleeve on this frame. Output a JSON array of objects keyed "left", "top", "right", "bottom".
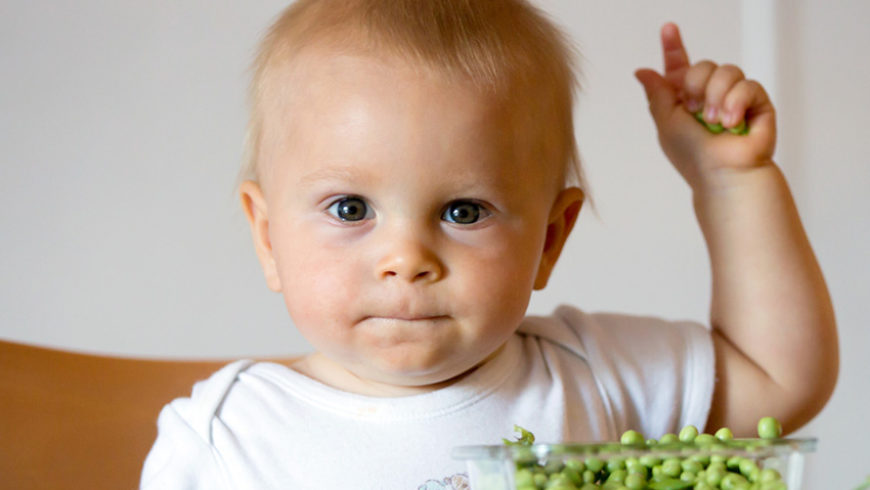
[
  {"left": 530, "top": 305, "right": 715, "bottom": 439},
  {"left": 140, "top": 401, "right": 227, "bottom": 490},
  {"left": 140, "top": 360, "right": 253, "bottom": 490}
]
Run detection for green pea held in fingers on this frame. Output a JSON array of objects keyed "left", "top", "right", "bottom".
[{"left": 693, "top": 110, "right": 749, "bottom": 135}]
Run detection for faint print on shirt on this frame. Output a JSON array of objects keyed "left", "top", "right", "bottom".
[{"left": 417, "top": 472, "right": 470, "bottom": 490}]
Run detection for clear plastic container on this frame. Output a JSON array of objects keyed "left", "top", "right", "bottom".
[{"left": 453, "top": 438, "right": 816, "bottom": 489}]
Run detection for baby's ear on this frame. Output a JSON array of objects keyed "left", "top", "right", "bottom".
[
  {"left": 239, "top": 181, "right": 282, "bottom": 292},
  {"left": 533, "top": 187, "right": 584, "bottom": 290}
]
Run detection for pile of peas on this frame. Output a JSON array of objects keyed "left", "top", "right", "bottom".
[{"left": 506, "top": 417, "right": 788, "bottom": 490}]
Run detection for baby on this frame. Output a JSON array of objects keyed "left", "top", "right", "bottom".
[{"left": 141, "top": 1, "right": 839, "bottom": 488}]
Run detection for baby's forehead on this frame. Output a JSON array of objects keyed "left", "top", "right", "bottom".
[
  {"left": 266, "top": 45, "right": 515, "bottom": 107},
  {"left": 261, "top": 48, "right": 531, "bottom": 140},
  {"left": 270, "top": 53, "right": 515, "bottom": 138},
  {"left": 254, "top": 46, "right": 565, "bottom": 195}
]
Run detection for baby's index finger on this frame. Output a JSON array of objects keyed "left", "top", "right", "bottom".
[{"left": 661, "top": 22, "right": 690, "bottom": 85}]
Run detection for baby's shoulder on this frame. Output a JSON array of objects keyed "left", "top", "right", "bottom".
[
  {"left": 162, "top": 359, "right": 255, "bottom": 440},
  {"left": 519, "top": 305, "right": 711, "bottom": 360}
]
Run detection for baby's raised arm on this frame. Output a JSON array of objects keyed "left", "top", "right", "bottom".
[{"left": 634, "top": 23, "right": 838, "bottom": 436}]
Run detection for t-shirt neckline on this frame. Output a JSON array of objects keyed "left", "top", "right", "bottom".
[{"left": 250, "top": 335, "right": 522, "bottom": 421}]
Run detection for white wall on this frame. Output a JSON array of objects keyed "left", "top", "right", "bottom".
[
  {"left": 1, "top": 1, "right": 866, "bottom": 487},
  {"left": 772, "top": 2, "right": 870, "bottom": 488}
]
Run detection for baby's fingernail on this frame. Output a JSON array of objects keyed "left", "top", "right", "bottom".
[{"left": 705, "top": 106, "right": 718, "bottom": 122}]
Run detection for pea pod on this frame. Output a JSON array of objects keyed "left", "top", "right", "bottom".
[{"left": 693, "top": 110, "right": 748, "bottom": 135}]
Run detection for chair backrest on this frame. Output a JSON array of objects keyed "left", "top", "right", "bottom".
[{"left": 0, "top": 339, "right": 231, "bottom": 490}]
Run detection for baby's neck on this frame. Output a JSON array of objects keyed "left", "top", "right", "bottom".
[{"left": 287, "top": 352, "right": 491, "bottom": 397}]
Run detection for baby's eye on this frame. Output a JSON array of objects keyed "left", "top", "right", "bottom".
[
  {"left": 442, "top": 201, "right": 487, "bottom": 224},
  {"left": 327, "top": 197, "right": 372, "bottom": 222}
]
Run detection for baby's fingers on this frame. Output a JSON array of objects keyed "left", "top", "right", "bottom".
[
  {"left": 701, "top": 64, "right": 745, "bottom": 125},
  {"left": 661, "top": 23, "right": 691, "bottom": 89},
  {"left": 722, "top": 79, "right": 774, "bottom": 130},
  {"left": 682, "top": 60, "right": 716, "bottom": 112}
]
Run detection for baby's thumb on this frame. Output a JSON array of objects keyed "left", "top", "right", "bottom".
[{"left": 634, "top": 68, "right": 677, "bottom": 127}]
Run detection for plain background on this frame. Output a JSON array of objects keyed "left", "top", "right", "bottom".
[{"left": 1, "top": 1, "right": 867, "bottom": 487}]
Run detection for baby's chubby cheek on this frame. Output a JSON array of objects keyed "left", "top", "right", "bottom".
[{"left": 273, "top": 241, "right": 361, "bottom": 332}]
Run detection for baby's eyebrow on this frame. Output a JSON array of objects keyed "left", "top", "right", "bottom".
[{"left": 297, "top": 166, "right": 368, "bottom": 187}]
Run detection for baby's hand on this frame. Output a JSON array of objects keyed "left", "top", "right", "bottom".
[{"left": 635, "top": 23, "right": 777, "bottom": 191}]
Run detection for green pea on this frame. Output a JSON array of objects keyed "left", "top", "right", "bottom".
[
  {"left": 533, "top": 472, "right": 548, "bottom": 487},
  {"left": 648, "top": 478, "right": 693, "bottom": 489},
  {"left": 720, "top": 472, "right": 749, "bottom": 490},
  {"left": 544, "top": 459, "right": 564, "bottom": 474},
  {"left": 625, "top": 458, "right": 645, "bottom": 475},
  {"left": 515, "top": 447, "right": 537, "bottom": 466},
  {"left": 560, "top": 466, "right": 583, "bottom": 485},
  {"left": 606, "top": 457, "right": 626, "bottom": 473},
  {"left": 546, "top": 473, "right": 572, "bottom": 486},
  {"left": 582, "top": 469, "right": 596, "bottom": 484},
  {"left": 726, "top": 456, "right": 743, "bottom": 471},
  {"left": 757, "top": 416, "right": 783, "bottom": 439},
  {"left": 624, "top": 472, "right": 646, "bottom": 489},
  {"left": 688, "top": 453, "right": 710, "bottom": 467},
  {"left": 662, "top": 458, "right": 682, "bottom": 478},
  {"left": 710, "top": 454, "right": 727, "bottom": 465},
  {"left": 681, "top": 459, "right": 703, "bottom": 474},
  {"left": 759, "top": 468, "right": 783, "bottom": 482},
  {"left": 714, "top": 427, "right": 734, "bottom": 441},
  {"left": 694, "top": 433, "right": 716, "bottom": 445},
  {"left": 707, "top": 122, "right": 725, "bottom": 133},
  {"left": 658, "top": 433, "right": 679, "bottom": 444},
  {"left": 620, "top": 429, "right": 645, "bottom": 445},
  {"left": 608, "top": 469, "right": 628, "bottom": 484},
  {"left": 640, "top": 455, "right": 661, "bottom": 468},
  {"left": 729, "top": 119, "right": 749, "bottom": 135},
  {"left": 694, "top": 110, "right": 747, "bottom": 135},
  {"left": 565, "top": 459, "right": 585, "bottom": 473},
  {"left": 738, "top": 458, "right": 759, "bottom": 478},
  {"left": 747, "top": 466, "right": 761, "bottom": 483},
  {"left": 680, "top": 470, "right": 697, "bottom": 483},
  {"left": 678, "top": 425, "right": 698, "bottom": 443},
  {"left": 585, "top": 457, "right": 604, "bottom": 473},
  {"left": 514, "top": 468, "right": 535, "bottom": 486},
  {"left": 705, "top": 466, "right": 727, "bottom": 486}
]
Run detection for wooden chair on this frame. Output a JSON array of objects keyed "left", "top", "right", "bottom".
[{"left": 0, "top": 339, "right": 234, "bottom": 489}]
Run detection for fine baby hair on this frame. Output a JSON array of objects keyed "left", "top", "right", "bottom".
[{"left": 239, "top": 0, "right": 588, "bottom": 196}]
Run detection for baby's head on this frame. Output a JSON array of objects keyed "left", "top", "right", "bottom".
[{"left": 239, "top": 0, "right": 586, "bottom": 394}]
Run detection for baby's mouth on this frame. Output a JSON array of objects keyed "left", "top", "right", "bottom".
[{"left": 364, "top": 314, "right": 448, "bottom": 322}]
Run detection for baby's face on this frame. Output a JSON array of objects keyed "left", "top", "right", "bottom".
[{"left": 244, "top": 49, "right": 574, "bottom": 393}]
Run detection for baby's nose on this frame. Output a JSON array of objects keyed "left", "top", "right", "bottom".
[{"left": 374, "top": 234, "right": 444, "bottom": 283}]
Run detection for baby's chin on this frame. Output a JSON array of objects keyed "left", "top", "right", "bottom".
[{"left": 339, "top": 353, "right": 488, "bottom": 396}]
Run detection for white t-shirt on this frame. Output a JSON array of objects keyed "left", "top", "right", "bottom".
[{"left": 140, "top": 305, "right": 715, "bottom": 489}]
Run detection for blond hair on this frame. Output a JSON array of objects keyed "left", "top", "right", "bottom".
[{"left": 240, "top": 0, "right": 587, "bottom": 196}]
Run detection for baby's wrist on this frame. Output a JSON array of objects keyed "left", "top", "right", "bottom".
[{"left": 690, "top": 159, "right": 780, "bottom": 198}]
